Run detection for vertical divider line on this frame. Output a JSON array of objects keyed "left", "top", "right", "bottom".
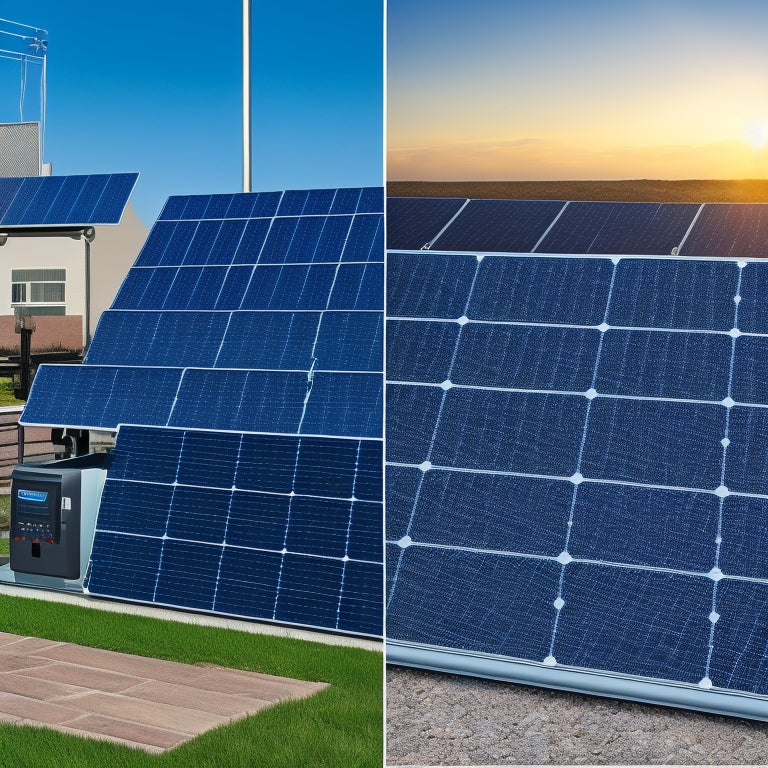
[
  {"left": 546, "top": 257, "right": 619, "bottom": 663},
  {"left": 336, "top": 440, "right": 364, "bottom": 629},
  {"left": 151, "top": 429, "right": 187, "bottom": 602},
  {"left": 211, "top": 432, "right": 245, "bottom": 612},
  {"left": 272, "top": 436, "right": 305, "bottom": 620},
  {"left": 386, "top": 253, "right": 484, "bottom": 608},
  {"left": 701, "top": 261, "right": 744, "bottom": 687}
]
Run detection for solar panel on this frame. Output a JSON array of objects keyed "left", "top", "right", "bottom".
[
  {"left": 21, "top": 186, "right": 384, "bottom": 637},
  {"left": 430, "top": 199, "right": 566, "bottom": 252},
  {"left": 0, "top": 173, "right": 138, "bottom": 226},
  {"left": 386, "top": 249, "right": 768, "bottom": 719},
  {"left": 21, "top": 187, "right": 384, "bottom": 433},
  {"left": 386, "top": 197, "right": 466, "bottom": 250},
  {"left": 85, "top": 425, "right": 382, "bottom": 636},
  {"left": 680, "top": 203, "right": 768, "bottom": 258},
  {"left": 534, "top": 201, "right": 699, "bottom": 255}
]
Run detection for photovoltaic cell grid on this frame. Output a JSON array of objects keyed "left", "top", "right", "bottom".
[
  {"left": 386, "top": 250, "right": 768, "bottom": 715},
  {"left": 85, "top": 425, "right": 382, "bottom": 635},
  {"left": 431, "top": 199, "right": 566, "bottom": 253},
  {"left": 680, "top": 204, "right": 768, "bottom": 258},
  {"left": 20, "top": 186, "right": 384, "bottom": 637},
  {"left": 386, "top": 197, "right": 466, "bottom": 250},
  {"left": 21, "top": 186, "right": 384, "bottom": 437},
  {"left": 0, "top": 173, "right": 138, "bottom": 226},
  {"left": 387, "top": 198, "right": 768, "bottom": 258},
  {"left": 534, "top": 201, "right": 700, "bottom": 255}
]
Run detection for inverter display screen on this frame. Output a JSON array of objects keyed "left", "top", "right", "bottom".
[
  {"left": 16, "top": 488, "right": 51, "bottom": 517},
  {"left": 11, "top": 476, "right": 61, "bottom": 543}
]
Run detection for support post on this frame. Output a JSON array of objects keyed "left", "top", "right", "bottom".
[{"left": 243, "top": 0, "right": 252, "bottom": 193}]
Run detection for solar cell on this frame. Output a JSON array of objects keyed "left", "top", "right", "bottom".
[
  {"left": 386, "top": 197, "right": 466, "bottom": 250},
  {"left": 0, "top": 173, "right": 138, "bottom": 226},
  {"left": 22, "top": 365, "right": 182, "bottom": 429},
  {"left": 431, "top": 199, "right": 566, "bottom": 252},
  {"left": 681, "top": 203, "right": 768, "bottom": 258},
  {"left": 386, "top": 249, "right": 768, "bottom": 719},
  {"left": 534, "top": 201, "right": 699, "bottom": 255},
  {"left": 85, "top": 311, "right": 230, "bottom": 368},
  {"left": 85, "top": 425, "right": 383, "bottom": 635}
]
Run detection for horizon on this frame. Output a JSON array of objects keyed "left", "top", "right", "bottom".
[{"left": 388, "top": 0, "right": 768, "bottom": 183}]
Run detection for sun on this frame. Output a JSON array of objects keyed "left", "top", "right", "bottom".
[{"left": 745, "top": 119, "right": 768, "bottom": 150}]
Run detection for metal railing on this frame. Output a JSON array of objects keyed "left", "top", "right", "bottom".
[{"left": 0, "top": 405, "right": 54, "bottom": 485}]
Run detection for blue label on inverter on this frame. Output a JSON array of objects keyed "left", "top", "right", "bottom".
[{"left": 18, "top": 489, "right": 48, "bottom": 503}]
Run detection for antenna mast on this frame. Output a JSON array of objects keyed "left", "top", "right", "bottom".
[{"left": 0, "top": 17, "right": 48, "bottom": 170}]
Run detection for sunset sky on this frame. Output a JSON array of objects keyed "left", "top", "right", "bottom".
[{"left": 388, "top": 0, "right": 768, "bottom": 180}]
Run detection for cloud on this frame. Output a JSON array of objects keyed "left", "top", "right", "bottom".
[{"left": 387, "top": 137, "right": 768, "bottom": 180}]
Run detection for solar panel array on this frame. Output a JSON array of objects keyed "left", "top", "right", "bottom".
[
  {"left": 0, "top": 173, "right": 138, "bottom": 226},
  {"left": 21, "top": 186, "right": 384, "bottom": 637},
  {"left": 22, "top": 187, "right": 383, "bottom": 436},
  {"left": 87, "top": 425, "right": 382, "bottom": 635},
  {"left": 388, "top": 197, "right": 768, "bottom": 258},
  {"left": 386, "top": 241, "right": 768, "bottom": 717}
]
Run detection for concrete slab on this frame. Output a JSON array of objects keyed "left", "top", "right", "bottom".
[
  {"left": 0, "top": 672, "right": 88, "bottom": 700},
  {"left": 0, "top": 632, "right": 328, "bottom": 752},
  {"left": 0, "top": 634, "right": 62, "bottom": 653},
  {"left": 0, "top": 655, "right": 51, "bottom": 673},
  {"left": 123, "top": 680, "right": 272, "bottom": 716},
  {"left": 20, "top": 663, "right": 145, "bottom": 693},
  {"left": 0, "top": 692, "right": 83, "bottom": 724},
  {"left": 54, "top": 714, "right": 188, "bottom": 753},
  {"left": 69, "top": 692, "right": 228, "bottom": 734}
]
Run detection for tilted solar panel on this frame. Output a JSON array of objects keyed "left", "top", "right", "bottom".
[
  {"left": 0, "top": 173, "right": 138, "bottom": 226},
  {"left": 534, "top": 201, "right": 699, "bottom": 255},
  {"left": 386, "top": 249, "right": 768, "bottom": 719},
  {"left": 22, "top": 187, "right": 384, "bottom": 433},
  {"left": 21, "top": 186, "right": 384, "bottom": 636},
  {"left": 86, "top": 425, "right": 382, "bottom": 636},
  {"left": 386, "top": 197, "right": 466, "bottom": 250},
  {"left": 681, "top": 203, "right": 768, "bottom": 258},
  {"left": 430, "top": 199, "right": 566, "bottom": 253}
]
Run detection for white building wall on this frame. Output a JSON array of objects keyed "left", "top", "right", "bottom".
[
  {"left": 90, "top": 202, "right": 147, "bottom": 323},
  {"left": 0, "top": 200, "right": 147, "bottom": 350},
  {"left": 0, "top": 236, "right": 85, "bottom": 316}
]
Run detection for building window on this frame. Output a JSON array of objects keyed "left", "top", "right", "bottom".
[{"left": 12, "top": 268, "right": 66, "bottom": 311}]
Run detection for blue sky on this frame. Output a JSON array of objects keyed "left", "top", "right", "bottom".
[{"left": 0, "top": 1, "right": 383, "bottom": 225}]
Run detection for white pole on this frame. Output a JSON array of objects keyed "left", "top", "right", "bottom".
[{"left": 242, "top": 0, "right": 252, "bottom": 193}]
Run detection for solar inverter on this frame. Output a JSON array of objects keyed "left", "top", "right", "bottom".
[{"left": 10, "top": 454, "right": 109, "bottom": 581}]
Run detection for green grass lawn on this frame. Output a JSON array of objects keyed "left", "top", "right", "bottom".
[
  {"left": 0, "top": 377, "right": 25, "bottom": 406},
  {"left": 0, "top": 595, "right": 383, "bottom": 767},
  {"left": 0, "top": 492, "right": 9, "bottom": 527}
]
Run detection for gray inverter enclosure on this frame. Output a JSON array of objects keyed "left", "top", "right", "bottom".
[{"left": 9, "top": 456, "right": 108, "bottom": 583}]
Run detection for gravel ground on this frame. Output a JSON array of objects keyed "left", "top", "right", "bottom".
[{"left": 386, "top": 666, "right": 768, "bottom": 766}]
